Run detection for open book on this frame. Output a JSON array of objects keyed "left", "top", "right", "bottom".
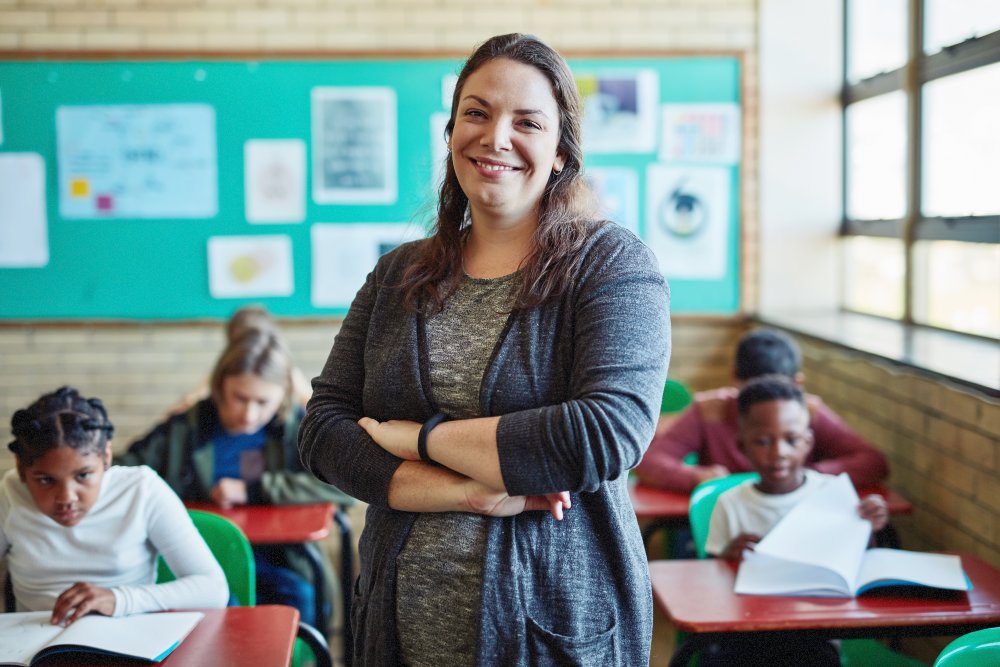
[
  {"left": 0, "top": 611, "right": 203, "bottom": 666},
  {"left": 734, "top": 473, "right": 970, "bottom": 598}
]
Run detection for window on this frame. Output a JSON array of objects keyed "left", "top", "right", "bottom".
[{"left": 842, "top": 0, "right": 1000, "bottom": 339}]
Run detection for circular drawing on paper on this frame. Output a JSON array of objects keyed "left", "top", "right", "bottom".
[{"left": 659, "top": 183, "right": 707, "bottom": 238}]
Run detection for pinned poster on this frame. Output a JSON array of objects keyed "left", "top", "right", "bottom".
[
  {"left": 311, "top": 222, "right": 426, "bottom": 309},
  {"left": 644, "top": 164, "right": 730, "bottom": 280},
  {"left": 56, "top": 103, "right": 217, "bottom": 219},
  {"left": 0, "top": 153, "right": 48, "bottom": 267},
  {"left": 207, "top": 235, "right": 293, "bottom": 298},
  {"left": 244, "top": 139, "right": 306, "bottom": 223},
  {"left": 659, "top": 103, "right": 741, "bottom": 164},
  {"left": 585, "top": 167, "right": 639, "bottom": 235},
  {"left": 576, "top": 69, "right": 659, "bottom": 153}
]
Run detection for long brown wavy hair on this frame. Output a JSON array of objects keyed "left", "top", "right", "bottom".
[{"left": 400, "top": 33, "right": 600, "bottom": 314}]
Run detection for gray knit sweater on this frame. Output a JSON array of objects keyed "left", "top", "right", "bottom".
[{"left": 299, "top": 221, "right": 671, "bottom": 666}]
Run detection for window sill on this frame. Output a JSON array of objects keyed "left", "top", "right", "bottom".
[{"left": 753, "top": 311, "right": 999, "bottom": 397}]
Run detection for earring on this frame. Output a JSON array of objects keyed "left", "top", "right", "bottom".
[{"left": 552, "top": 167, "right": 562, "bottom": 175}]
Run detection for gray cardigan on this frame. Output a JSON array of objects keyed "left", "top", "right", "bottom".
[{"left": 299, "top": 222, "right": 671, "bottom": 666}]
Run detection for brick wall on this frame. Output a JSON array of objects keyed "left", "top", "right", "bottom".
[{"left": 0, "top": 316, "right": 743, "bottom": 471}]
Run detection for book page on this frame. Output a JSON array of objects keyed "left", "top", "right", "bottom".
[
  {"left": 0, "top": 612, "right": 61, "bottom": 666},
  {"left": 735, "top": 551, "right": 854, "bottom": 596},
  {"left": 45, "top": 611, "right": 204, "bottom": 661},
  {"left": 753, "top": 473, "right": 871, "bottom": 587},
  {"left": 856, "top": 549, "right": 970, "bottom": 593}
]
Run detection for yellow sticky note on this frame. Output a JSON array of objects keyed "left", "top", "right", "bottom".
[{"left": 70, "top": 179, "right": 90, "bottom": 197}]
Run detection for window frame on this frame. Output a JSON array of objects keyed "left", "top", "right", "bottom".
[{"left": 840, "top": 0, "right": 1000, "bottom": 335}]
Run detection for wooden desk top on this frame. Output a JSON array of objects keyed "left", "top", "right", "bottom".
[
  {"left": 185, "top": 502, "right": 333, "bottom": 544},
  {"left": 631, "top": 483, "right": 913, "bottom": 521},
  {"left": 36, "top": 606, "right": 299, "bottom": 667},
  {"left": 649, "top": 554, "right": 1000, "bottom": 635}
]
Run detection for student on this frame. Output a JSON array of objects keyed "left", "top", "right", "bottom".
[
  {"left": 299, "top": 33, "right": 670, "bottom": 666},
  {"left": 0, "top": 386, "right": 228, "bottom": 625},
  {"left": 120, "top": 329, "right": 350, "bottom": 628},
  {"left": 167, "top": 305, "right": 312, "bottom": 416},
  {"left": 636, "top": 328, "right": 889, "bottom": 493},
  {"left": 702, "top": 375, "right": 888, "bottom": 666}
]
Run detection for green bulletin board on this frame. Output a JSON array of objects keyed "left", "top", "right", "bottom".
[{"left": 0, "top": 55, "right": 740, "bottom": 320}]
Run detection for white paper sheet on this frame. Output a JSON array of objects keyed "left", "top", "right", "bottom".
[
  {"left": 207, "top": 235, "right": 293, "bottom": 298},
  {"left": 311, "top": 222, "right": 426, "bottom": 309},
  {"left": 244, "top": 139, "right": 306, "bottom": 223},
  {"left": 0, "top": 152, "right": 48, "bottom": 267}
]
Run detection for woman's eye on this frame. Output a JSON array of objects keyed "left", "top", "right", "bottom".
[{"left": 463, "top": 109, "right": 486, "bottom": 118}]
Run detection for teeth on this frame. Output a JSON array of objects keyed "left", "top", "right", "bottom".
[{"left": 480, "top": 163, "right": 513, "bottom": 171}]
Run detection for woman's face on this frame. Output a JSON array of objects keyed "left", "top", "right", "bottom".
[
  {"left": 18, "top": 445, "right": 112, "bottom": 527},
  {"left": 217, "top": 372, "right": 285, "bottom": 435},
  {"left": 450, "top": 57, "right": 565, "bottom": 227}
]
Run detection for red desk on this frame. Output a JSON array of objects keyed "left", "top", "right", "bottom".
[
  {"left": 184, "top": 501, "right": 353, "bottom": 667},
  {"left": 185, "top": 501, "right": 333, "bottom": 544},
  {"left": 38, "top": 606, "right": 299, "bottom": 667},
  {"left": 649, "top": 555, "right": 1000, "bottom": 667}
]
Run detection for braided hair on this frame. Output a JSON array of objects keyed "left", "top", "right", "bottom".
[{"left": 8, "top": 386, "right": 115, "bottom": 467}]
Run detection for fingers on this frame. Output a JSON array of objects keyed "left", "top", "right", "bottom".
[{"left": 51, "top": 583, "right": 96, "bottom": 626}]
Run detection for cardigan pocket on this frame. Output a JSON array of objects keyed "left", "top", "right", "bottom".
[{"left": 525, "top": 614, "right": 617, "bottom": 666}]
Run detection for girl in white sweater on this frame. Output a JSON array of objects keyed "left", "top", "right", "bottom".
[{"left": 1, "top": 386, "right": 228, "bottom": 625}]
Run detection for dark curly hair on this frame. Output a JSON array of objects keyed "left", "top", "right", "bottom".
[
  {"left": 8, "top": 386, "right": 114, "bottom": 467},
  {"left": 736, "top": 374, "right": 805, "bottom": 418}
]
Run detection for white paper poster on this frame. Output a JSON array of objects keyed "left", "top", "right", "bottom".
[
  {"left": 0, "top": 153, "right": 48, "bottom": 267},
  {"left": 207, "top": 235, "right": 293, "bottom": 298},
  {"left": 577, "top": 69, "right": 659, "bottom": 153},
  {"left": 311, "top": 87, "right": 397, "bottom": 204},
  {"left": 430, "top": 112, "right": 450, "bottom": 190},
  {"left": 585, "top": 167, "right": 639, "bottom": 235},
  {"left": 659, "top": 103, "right": 741, "bottom": 164},
  {"left": 644, "top": 164, "right": 730, "bottom": 279},
  {"left": 244, "top": 139, "right": 306, "bottom": 223},
  {"left": 56, "top": 103, "right": 217, "bottom": 218},
  {"left": 311, "top": 223, "right": 426, "bottom": 308}
]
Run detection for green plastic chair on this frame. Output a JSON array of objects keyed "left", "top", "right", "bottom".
[
  {"left": 157, "top": 509, "right": 256, "bottom": 606},
  {"left": 686, "top": 475, "right": 927, "bottom": 667},
  {"left": 933, "top": 627, "right": 1000, "bottom": 666},
  {"left": 688, "top": 472, "right": 759, "bottom": 559},
  {"left": 661, "top": 378, "right": 694, "bottom": 414}
]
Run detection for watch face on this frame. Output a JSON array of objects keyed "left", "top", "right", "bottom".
[{"left": 659, "top": 185, "right": 708, "bottom": 237}]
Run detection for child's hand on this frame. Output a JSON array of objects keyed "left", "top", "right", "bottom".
[
  {"left": 51, "top": 582, "right": 115, "bottom": 626},
  {"left": 721, "top": 532, "right": 762, "bottom": 561},
  {"left": 858, "top": 494, "right": 889, "bottom": 532},
  {"left": 210, "top": 477, "right": 248, "bottom": 508}
]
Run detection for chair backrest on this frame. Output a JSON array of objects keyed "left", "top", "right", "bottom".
[
  {"left": 157, "top": 509, "right": 256, "bottom": 606},
  {"left": 661, "top": 378, "right": 694, "bottom": 415},
  {"left": 688, "top": 472, "right": 760, "bottom": 559},
  {"left": 934, "top": 627, "right": 1000, "bottom": 666}
]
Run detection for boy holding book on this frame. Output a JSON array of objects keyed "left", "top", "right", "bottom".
[{"left": 701, "top": 375, "right": 888, "bottom": 666}]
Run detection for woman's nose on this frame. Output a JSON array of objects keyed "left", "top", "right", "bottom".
[
  {"left": 481, "top": 121, "right": 512, "bottom": 151},
  {"left": 55, "top": 483, "right": 77, "bottom": 504}
]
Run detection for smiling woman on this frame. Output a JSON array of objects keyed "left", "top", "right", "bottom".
[{"left": 299, "top": 33, "right": 672, "bottom": 667}]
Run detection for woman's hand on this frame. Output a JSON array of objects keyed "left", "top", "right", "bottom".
[
  {"left": 858, "top": 494, "right": 889, "bottom": 533},
  {"left": 464, "top": 480, "right": 571, "bottom": 521},
  {"left": 358, "top": 417, "right": 421, "bottom": 460},
  {"left": 721, "top": 532, "right": 762, "bottom": 562},
  {"left": 51, "top": 582, "right": 116, "bottom": 626}
]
